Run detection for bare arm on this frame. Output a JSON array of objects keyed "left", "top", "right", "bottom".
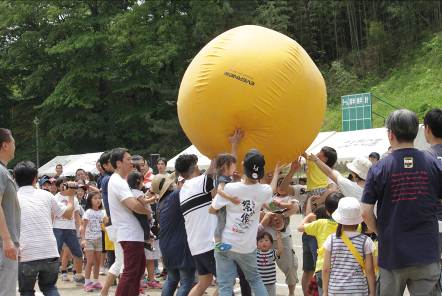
[
  {"left": 80, "top": 219, "right": 88, "bottom": 246},
  {"left": 365, "top": 253, "right": 376, "bottom": 296},
  {"left": 60, "top": 196, "right": 75, "bottom": 219},
  {"left": 122, "top": 197, "right": 149, "bottom": 215},
  {"left": 260, "top": 212, "right": 275, "bottom": 227},
  {"left": 229, "top": 128, "right": 244, "bottom": 159},
  {"left": 308, "top": 153, "right": 339, "bottom": 184},
  {"left": 218, "top": 182, "right": 240, "bottom": 205},
  {"left": 270, "top": 162, "right": 281, "bottom": 194},
  {"left": 0, "top": 205, "right": 17, "bottom": 260},
  {"left": 297, "top": 213, "right": 317, "bottom": 232},
  {"left": 275, "top": 231, "right": 283, "bottom": 257},
  {"left": 361, "top": 203, "right": 378, "bottom": 235},
  {"left": 322, "top": 249, "right": 331, "bottom": 296},
  {"left": 279, "top": 160, "right": 301, "bottom": 196}
]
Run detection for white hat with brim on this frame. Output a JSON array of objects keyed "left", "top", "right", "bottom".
[
  {"left": 346, "top": 157, "right": 372, "bottom": 180},
  {"left": 331, "top": 196, "right": 363, "bottom": 225}
]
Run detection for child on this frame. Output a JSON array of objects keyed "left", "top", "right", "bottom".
[
  {"left": 257, "top": 231, "right": 283, "bottom": 296},
  {"left": 81, "top": 191, "right": 106, "bottom": 292},
  {"left": 297, "top": 192, "right": 343, "bottom": 295},
  {"left": 322, "top": 197, "right": 376, "bottom": 296},
  {"left": 213, "top": 153, "right": 241, "bottom": 252}
]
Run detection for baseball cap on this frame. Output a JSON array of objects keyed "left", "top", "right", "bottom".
[
  {"left": 243, "top": 149, "right": 265, "bottom": 180},
  {"left": 39, "top": 176, "right": 51, "bottom": 187}
]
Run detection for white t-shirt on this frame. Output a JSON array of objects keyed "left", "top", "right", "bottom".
[
  {"left": 180, "top": 175, "right": 217, "bottom": 255},
  {"left": 336, "top": 174, "right": 363, "bottom": 200},
  {"left": 83, "top": 209, "right": 105, "bottom": 240},
  {"left": 18, "top": 186, "right": 66, "bottom": 262},
  {"left": 108, "top": 173, "right": 144, "bottom": 242},
  {"left": 212, "top": 182, "right": 273, "bottom": 254},
  {"left": 53, "top": 192, "right": 81, "bottom": 230}
]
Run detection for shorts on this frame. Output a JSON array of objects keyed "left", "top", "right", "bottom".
[
  {"left": 302, "top": 233, "right": 318, "bottom": 272},
  {"left": 53, "top": 228, "right": 83, "bottom": 258},
  {"left": 84, "top": 238, "right": 103, "bottom": 252},
  {"left": 193, "top": 250, "right": 216, "bottom": 276},
  {"left": 145, "top": 240, "right": 161, "bottom": 260},
  {"left": 214, "top": 207, "right": 227, "bottom": 241},
  {"left": 276, "top": 236, "right": 299, "bottom": 285}
]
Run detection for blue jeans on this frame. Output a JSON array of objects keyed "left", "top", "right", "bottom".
[
  {"left": 53, "top": 228, "right": 83, "bottom": 258},
  {"left": 215, "top": 250, "right": 268, "bottom": 296},
  {"left": 161, "top": 268, "right": 195, "bottom": 296},
  {"left": 18, "top": 257, "right": 60, "bottom": 296}
]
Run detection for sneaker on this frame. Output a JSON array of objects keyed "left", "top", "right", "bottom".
[
  {"left": 84, "top": 282, "right": 95, "bottom": 292},
  {"left": 214, "top": 242, "right": 232, "bottom": 252},
  {"left": 74, "top": 274, "right": 85, "bottom": 286},
  {"left": 61, "top": 273, "right": 70, "bottom": 282},
  {"left": 147, "top": 280, "right": 162, "bottom": 289},
  {"left": 99, "top": 267, "right": 106, "bottom": 275},
  {"left": 92, "top": 282, "right": 103, "bottom": 290}
]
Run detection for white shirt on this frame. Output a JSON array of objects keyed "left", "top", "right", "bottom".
[
  {"left": 53, "top": 192, "right": 80, "bottom": 230},
  {"left": 212, "top": 182, "right": 273, "bottom": 254},
  {"left": 108, "top": 173, "right": 144, "bottom": 242},
  {"left": 180, "top": 175, "right": 217, "bottom": 255},
  {"left": 18, "top": 186, "right": 66, "bottom": 262},
  {"left": 83, "top": 209, "right": 105, "bottom": 240},
  {"left": 336, "top": 174, "right": 363, "bottom": 200}
]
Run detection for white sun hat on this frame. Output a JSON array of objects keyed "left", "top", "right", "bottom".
[
  {"left": 332, "top": 197, "right": 363, "bottom": 225},
  {"left": 346, "top": 157, "right": 372, "bottom": 180}
]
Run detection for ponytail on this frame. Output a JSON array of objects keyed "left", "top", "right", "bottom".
[{"left": 336, "top": 224, "right": 343, "bottom": 238}]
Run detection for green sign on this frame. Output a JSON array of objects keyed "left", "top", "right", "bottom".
[{"left": 341, "top": 92, "right": 372, "bottom": 131}]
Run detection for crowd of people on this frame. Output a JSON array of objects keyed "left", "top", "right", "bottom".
[{"left": 0, "top": 107, "right": 441, "bottom": 296}]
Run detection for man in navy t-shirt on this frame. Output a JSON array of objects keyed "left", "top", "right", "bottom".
[{"left": 362, "top": 109, "right": 442, "bottom": 296}]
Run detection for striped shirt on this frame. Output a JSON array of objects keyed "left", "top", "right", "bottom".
[
  {"left": 324, "top": 233, "right": 373, "bottom": 295},
  {"left": 179, "top": 175, "right": 217, "bottom": 255},
  {"left": 18, "top": 186, "right": 66, "bottom": 262},
  {"left": 257, "top": 249, "right": 278, "bottom": 285}
]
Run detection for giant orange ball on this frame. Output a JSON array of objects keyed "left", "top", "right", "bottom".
[{"left": 177, "top": 25, "right": 326, "bottom": 171}]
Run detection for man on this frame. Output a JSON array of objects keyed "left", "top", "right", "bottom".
[
  {"left": 15, "top": 161, "right": 75, "bottom": 295},
  {"left": 424, "top": 108, "right": 442, "bottom": 160},
  {"left": 53, "top": 176, "right": 85, "bottom": 284},
  {"left": 361, "top": 109, "right": 442, "bottom": 296},
  {"left": 131, "top": 155, "right": 154, "bottom": 186},
  {"left": 75, "top": 168, "right": 88, "bottom": 181},
  {"left": 108, "top": 148, "right": 149, "bottom": 296},
  {"left": 176, "top": 154, "right": 217, "bottom": 296},
  {"left": 0, "top": 128, "right": 19, "bottom": 296},
  {"left": 96, "top": 160, "right": 105, "bottom": 188},
  {"left": 54, "top": 164, "right": 63, "bottom": 179},
  {"left": 152, "top": 173, "right": 196, "bottom": 296},
  {"left": 211, "top": 149, "right": 273, "bottom": 296}
]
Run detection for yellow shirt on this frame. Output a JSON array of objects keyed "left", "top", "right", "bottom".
[
  {"left": 304, "top": 219, "right": 338, "bottom": 272},
  {"left": 306, "top": 160, "right": 328, "bottom": 191}
]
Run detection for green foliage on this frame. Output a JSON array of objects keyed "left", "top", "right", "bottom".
[{"left": 0, "top": 0, "right": 441, "bottom": 166}]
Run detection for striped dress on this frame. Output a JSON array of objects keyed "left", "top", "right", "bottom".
[
  {"left": 328, "top": 233, "right": 369, "bottom": 296},
  {"left": 257, "top": 249, "right": 277, "bottom": 285}
]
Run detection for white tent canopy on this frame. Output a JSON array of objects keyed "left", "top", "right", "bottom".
[
  {"left": 38, "top": 152, "right": 103, "bottom": 177},
  {"left": 166, "top": 126, "right": 431, "bottom": 169}
]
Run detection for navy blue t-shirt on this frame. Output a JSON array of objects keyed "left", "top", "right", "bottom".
[
  {"left": 101, "top": 173, "right": 112, "bottom": 221},
  {"left": 362, "top": 148, "right": 442, "bottom": 269},
  {"left": 158, "top": 189, "right": 195, "bottom": 270}
]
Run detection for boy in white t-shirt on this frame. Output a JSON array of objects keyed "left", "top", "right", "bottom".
[{"left": 211, "top": 149, "right": 273, "bottom": 296}]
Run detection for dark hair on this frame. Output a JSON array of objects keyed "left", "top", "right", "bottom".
[
  {"left": 157, "top": 157, "right": 168, "bottom": 166},
  {"left": 127, "top": 171, "right": 143, "bottom": 189},
  {"left": 424, "top": 108, "right": 442, "bottom": 138},
  {"left": 76, "top": 168, "right": 85, "bottom": 176},
  {"left": 385, "top": 109, "right": 419, "bottom": 142},
  {"left": 325, "top": 192, "right": 344, "bottom": 215},
  {"left": 369, "top": 152, "right": 380, "bottom": 161},
  {"left": 110, "top": 148, "right": 129, "bottom": 169},
  {"left": 0, "top": 128, "right": 12, "bottom": 146},
  {"left": 314, "top": 205, "right": 329, "bottom": 219},
  {"left": 321, "top": 146, "right": 337, "bottom": 168},
  {"left": 336, "top": 223, "right": 359, "bottom": 238},
  {"left": 55, "top": 176, "right": 68, "bottom": 189},
  {"left": 215, "top": 153, "right": 236, "bottom": 175},
  {"left": 175, "top": 154, "right": 198, "bottom": 178},
  {"left": 131, "top": 155, "right": 144, "bottom": 162},
  {"left": 85, "top": 191, "right": 102, "bottom": 210},
  {"left": 55, "top": 164, "right": 63, "bottom": 169},
  {"left": 13, "top": 161, "right": 38, "bottom": 187},
  {"left": 257, "top": 231, "right": 273, "bottom": 244},
  {"left": 99, "top": 151, "right": 111, "bottom": 170}
]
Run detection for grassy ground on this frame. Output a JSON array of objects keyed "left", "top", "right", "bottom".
[{"left": 322, "top": 32, "right": 442, "bottom": 131}]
